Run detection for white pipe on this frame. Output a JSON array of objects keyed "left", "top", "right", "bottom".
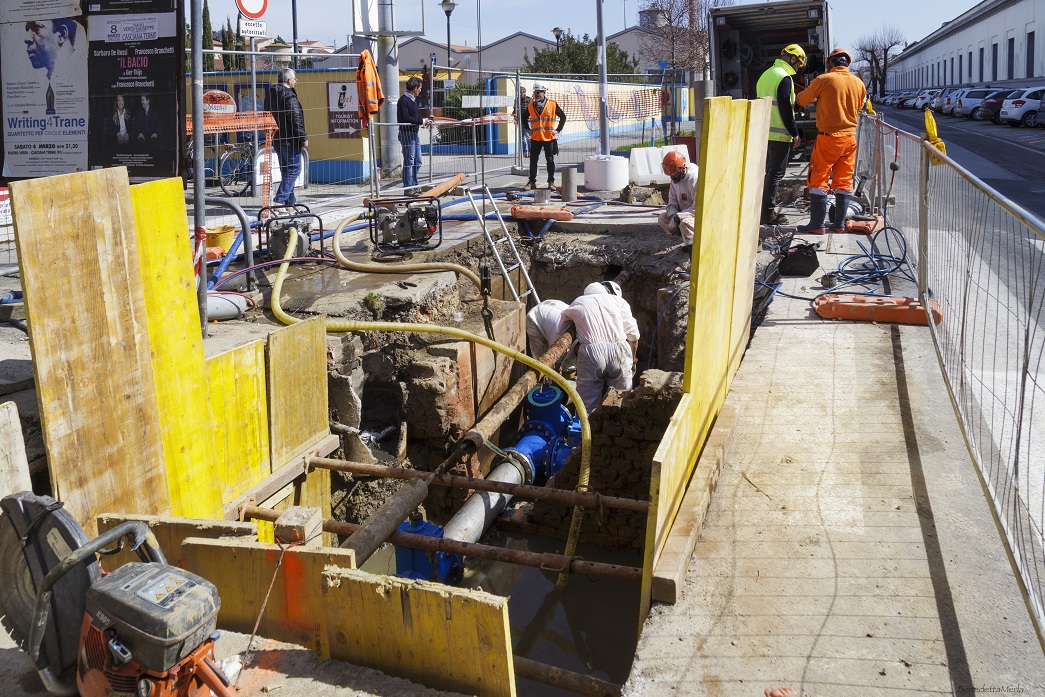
[{"left": 441, "top": 462, "right": 523, "bottom": 544}]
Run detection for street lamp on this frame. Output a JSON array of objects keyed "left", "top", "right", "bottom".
[
  {"left": 439, "top": 0, "right": 458, "bottom": 72},
  {"left": 552, "top": 26, "right": 564, "bottom": 51}
]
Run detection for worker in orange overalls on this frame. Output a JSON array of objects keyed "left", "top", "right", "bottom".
[
  {"left": 521, "top": 82, "right": 566, "bottom": 191},
  {"left": 795, "top": 47, "right": 866, "bottom": 234}
]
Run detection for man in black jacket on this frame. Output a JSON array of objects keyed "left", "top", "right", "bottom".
[
  {"left": 267, "top": 67, "right": 308, "bottom": 205},
  {"left": 398, "top": 76, "right": 430, "bottom": 195}
]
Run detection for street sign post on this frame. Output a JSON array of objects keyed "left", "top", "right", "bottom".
[{"left": 236, "top": 0, "right": 268, "bottom": 20}]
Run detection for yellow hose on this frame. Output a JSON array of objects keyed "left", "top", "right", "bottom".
[
  {"left": 332, "top": 213, "right": 482, "bottom": 289},
  {"left": 270, "top": 232, "right": 591, "bottom": 587}
]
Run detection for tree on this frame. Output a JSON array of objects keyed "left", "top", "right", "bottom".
[
  {"left": 523, "top": 30, "right": 639, "bottom": 80},
  {"left": 201, "top": 0, "right": 214, "bottom": 71},
  {"left": 854, "top": 25, "right": 904, "bottom": 97},
  {"left": 638, "top": 0, "right": 734, "bottom": 80}
]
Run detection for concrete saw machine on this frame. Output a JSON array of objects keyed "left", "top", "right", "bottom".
[{"left": 0, "top": 492, "right": 235, "bottom": 697}]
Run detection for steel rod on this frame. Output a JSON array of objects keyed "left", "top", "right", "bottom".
[
  {"left": 308, "top": 457, "right": 649, "bottom": 513},
  {"left": 513, "top": 656, "right": 621, "bottom": 697},
  {"left": 241, "top": 506, "right": 642, "bottom": 581}
]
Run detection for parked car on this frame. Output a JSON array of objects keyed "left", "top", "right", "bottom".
[
  {"left": 931, "top": 87, "right": 962, "bottom": 113},
  {"left": 897, "top": 92, "right": 920, "bottom": 108},
  {"left": 1038, "top": 100, "right": 1045, "bottom": 128},
  {"left": 939, "top": 88, "right": 966, "bottom": 115},
  {"left": 952, "top": 88, "right": 996, "bottom": 118},
  {"left": 975, "top": 89, "right": 1022, "bottom": 123},
  {"left": 913, "top": 89, "right": 941, "bottom": 110},
  {"left": 1000, "top": 86, "right": 1045, "bottom": 126}
]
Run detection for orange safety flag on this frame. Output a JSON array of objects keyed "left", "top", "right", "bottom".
[{"left": 357, "top": 49, "right": 384, "bottom": 126}]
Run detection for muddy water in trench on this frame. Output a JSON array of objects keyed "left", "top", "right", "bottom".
[{"left": 359, "top": 526, "right": 641, "bottom": 694}]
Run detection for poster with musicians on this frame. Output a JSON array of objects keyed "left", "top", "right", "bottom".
[{"left": 86, "top": 11, "right": 179, "bottom": 177}]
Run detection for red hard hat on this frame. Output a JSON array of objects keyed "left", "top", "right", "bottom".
[
  {"left": 829, "top": 47, "right": 852, "bottom": 65},
  {"left": 662, "top": 150, "right": 688, "bottom": 178}
]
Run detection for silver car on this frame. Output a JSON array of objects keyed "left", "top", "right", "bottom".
[{"left": 952, "top": 88, "right": 995, "bottom": 118}]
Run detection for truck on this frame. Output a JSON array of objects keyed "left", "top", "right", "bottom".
[{"left": 708, "top": 0, "right": 833, "bottom": 138}]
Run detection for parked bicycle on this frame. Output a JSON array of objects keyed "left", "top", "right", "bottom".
[{"left": 216, "top": 141, "right": 310, "bottom": 199}]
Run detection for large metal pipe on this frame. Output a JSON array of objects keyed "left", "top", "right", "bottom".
[
  {"left": 308, "top": 457, "right": 649, "bottom": 513},
  {"left": 190, "top": 0, "right": 207, "bottom": 334},
  {"left": 441, "top": 461, "right": 524, "bottom": 544},
  {"left": 514, "top": 656, "right": 621, "bottom": 697},
  {"left": 341, "top": 479, "right": 428, "bottom": 564},
  {"left": 242, "top": 505, "right": 641, "bottom": 580}
]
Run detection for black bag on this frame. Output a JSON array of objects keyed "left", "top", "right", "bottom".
[{"left": 778, "top": 242, "right": 820, "bottom": 277}]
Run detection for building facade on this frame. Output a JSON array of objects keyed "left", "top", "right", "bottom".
[{"left": 889, "top": 0, "right": 1043, "bottom": 90}]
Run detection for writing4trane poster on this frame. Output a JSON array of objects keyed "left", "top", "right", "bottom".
[
  {"left": 87, "top": 12, "right": 177, "bottom": 177},
  {"left": 1, "top": 16, "right": 89, "bottom": 177}
]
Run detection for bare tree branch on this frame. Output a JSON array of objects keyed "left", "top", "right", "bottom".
[
  {"left": 854, "top": 25, "right": 905, "bottom": 96},
  {"left": 638, "top": 0, "right": 734, "bottom": 79}
]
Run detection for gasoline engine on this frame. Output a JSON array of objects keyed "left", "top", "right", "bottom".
[
  {"left": 260, "top": 204, "right": 324, "bottom": 261},
  {"left": 367, "top": 196, "right": 442, "bottom": 254},
  {"left": 0, "top": 492, "right": 235, "bottom": 697}
]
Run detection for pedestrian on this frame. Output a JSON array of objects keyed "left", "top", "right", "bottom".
[
  {"left": 521, "top": 82, "right": 566, "bottom": 191},
  {"left": 526, "top": 299, "right": 569, "bottom": 358},
  {"left": 659, "top": 85, "right": 672, "bottom": 138},
  {"left": 657, "top": 150, "right": 699, "bottom": 251},
  {"left": 556, "top": 281, "right": 639, "bottom": 413},
  {"left": 756, "top": 44, "right": 806, "bottom": 226},
  {"left": 267, "top": 68, "right": 308, "bottom": 206},
  {"left": 795, "top": 47, "right": 866, "bottom": 234},
  {"left": 517, "top": 86, "right": 531, "bottom": 157},
  {"left": 398, "top": 76, "right": 431, "bottom": 195}
]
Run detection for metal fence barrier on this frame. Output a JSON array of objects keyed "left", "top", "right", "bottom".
[{"left": 857, "top": 113, "right": 1045, "bottom": 648}]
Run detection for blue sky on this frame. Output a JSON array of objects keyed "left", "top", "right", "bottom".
[{"left": 201, "top": 0, "right": 982, "bottom": 60}]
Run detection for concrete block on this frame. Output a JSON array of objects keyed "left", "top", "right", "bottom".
[{"left": 275, "top": 506, "right": 323, "bottom": 546}]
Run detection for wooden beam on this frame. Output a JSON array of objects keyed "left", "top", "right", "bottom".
[{"left": 97, "top": 513, "right": 258, "bottom": 572}]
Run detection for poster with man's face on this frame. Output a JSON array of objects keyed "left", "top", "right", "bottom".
[{"left": 1, "top": 17, "right": 89, "bottom": 176}]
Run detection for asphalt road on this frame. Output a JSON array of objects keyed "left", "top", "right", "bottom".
[{"left": 881, "top": 106, "right": 1045, "bottom": 221}]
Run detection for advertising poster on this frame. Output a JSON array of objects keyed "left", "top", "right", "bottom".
[
  {"left": 0, "top": 0, "right": 82, "bottom": 23},
  {"left": 1, "top": 17, "right": 89, "bottom": 177},
  {"left": 327, "top": 81, "right": 362, "bottom": 139},
  {"left": 85, "top": 0, "right": 175, "bottom": 13},
  {"left": 87, "top": 12, "right": 178, "bottom": 178}
]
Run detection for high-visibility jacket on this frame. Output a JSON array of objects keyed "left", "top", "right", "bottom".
[
  {"left": 528, "top": 98, "right": 560, "bottom": 142},
  {"left": 756, "top": 58, "right": 796, "bottom": 143},
  {"left": 356, "top": 49, "right": 384, "bottom": 125}
]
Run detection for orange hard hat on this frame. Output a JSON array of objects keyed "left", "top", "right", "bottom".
[
  {"left": 828, "top": 47, "right": 852, "bottom": 65},
  {"left": 662, "top": 150, "right": 688, "bottom": 178}
]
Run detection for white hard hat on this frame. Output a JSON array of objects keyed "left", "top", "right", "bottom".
[
  {"left": 532, "top": 82, "right": 548, "bottom": 92},
  {"left": 584, "top": 282, "right": 608, "bottom": 295}
]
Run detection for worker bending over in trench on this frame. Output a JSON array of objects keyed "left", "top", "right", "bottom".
[
  {"left": 657, "top": 150, "right": 699, "bottom": 250},
  {"left": 556, "top": 281, "right": 639, "bottom": 412},
  {"left": 526, "top": 299, "right": 569, "bottom": 358}
]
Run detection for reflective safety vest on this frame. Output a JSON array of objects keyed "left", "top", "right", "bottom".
[
  {"left": 528, "top": 99, "right": 559, "bottom": 142},
  {"left": 756, "top": 58, "right": 796, "bottom": 143},
  {"left": 356, "top": 49, "right": 384, "bottom": 124}
]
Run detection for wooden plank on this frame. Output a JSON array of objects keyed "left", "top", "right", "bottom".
[
  {"left": 0, "top": 401, "right": 31, "bottom": 496},
  {"left": 322, "top": 568, "right": 515, "bottom": 697},
  {"left": 207, "top": 340, "right": 270, "bottom": 504},
  {"left": 181, "top": 537, "right": 356, "bottom": 655},
  {"left": 130, "top": 178, "right": 223, "bottom": 519},
  {"left": 267, "top": 317, "right": 328, "bottom": 467},
  {"left": 10, "top": 167, "right": 169, "bottom": 537},
  {"left": 96, "top": 513, "right": 257, "bottom": 571}
]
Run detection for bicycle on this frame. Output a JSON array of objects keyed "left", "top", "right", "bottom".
[{"left": 217, "top": 140, "right": 254, "bottom": 197}]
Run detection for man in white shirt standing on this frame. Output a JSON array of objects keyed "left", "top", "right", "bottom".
[
  {"left": 556, "top": 282, "right": 639, "bottom": 412},
  {"left": 657, "top": 150, "right": 699, "bottom": 251}
]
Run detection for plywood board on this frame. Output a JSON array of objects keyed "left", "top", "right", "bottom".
[
  {"left": 97, "top": 513, "right": 257, "bottom": 571},
  {"left": 10, "top": 168, "right": 169, "bottom": 537},
  {"left": 0, "top": 401, "right": 31, "bottom": 496},
  {"left": 322, "top": 567, "right": 515, "bottom": 697},
  {"left": 267, "top": 318, "right": 328, "bottom": 467},
  {"left": 130, "top": 178, "right": 223, "bottom": 519},
  {"left": 181, "top": 537, "right": 357, "bottom": 654},
  {"left": 207, "top": 340, "right": 270, "bottom": 503}
]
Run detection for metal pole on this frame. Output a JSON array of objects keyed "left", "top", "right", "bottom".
[
  {"left": 445, "top": 14, "right": 452, "bottom": 73},
  {"left": 250, "top": 37, "right": 258, "bottom": 198},
  {"left": 427, "top": 121, "right": 433, "bottom": 184},
  {"left": 516, "top": 69, "right": 522, "bottom": 168},
  {"left": 918, "top": 143, "right": 930, "bottom": 299},
  {"left": 191, "top": 0, "right": 208, "bottom": 335},
  {"left": 472, "top": 123, "right": 479, "bottom": 174},
  {"left": 596, "top": 0, "right": 610, "bottom": 157},
  {"left": 377, "top": 0, "right": 402, "bottom": 176},
  {"left": 291, "top": 0, "right": 299, "bottom": 69}
]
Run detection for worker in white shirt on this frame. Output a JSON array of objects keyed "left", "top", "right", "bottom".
[
  {"left": 526, "top": 299, "right": 569, "bottom": 358},
  {"left": 556, "top": 281, "right": 639, "bottom": 412},
  {"left": 657, "top": 150, "right": 699, "bottom": 250}
]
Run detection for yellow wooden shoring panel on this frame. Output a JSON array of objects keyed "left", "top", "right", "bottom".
[
  {"left": 181, "top": 537, "right": 356, "bottom": 654},
  {"left": 96, "top": 513, "right": 257, "bottom": 571},
  {"left": 267, "top": 317, "right": 328, "bottom": 467},
  {"left": 206, "top": 341, "right": 270, "bottom": 504},
  {"left": 130, "top": 178, "right": 223, "bottom": 519},
  {"left": 728, "top": 98, "right": 772, "bottom": 380},
  {"left": 321, "top": 568, "right": 515, "bottom": 697},
  {"left": 9, "top": 168, "right": 169, "bottom": 537}
]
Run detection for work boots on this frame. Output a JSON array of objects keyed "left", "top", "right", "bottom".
[
  {"left": 796, "top": 193, "right": 828, "bottom": 235},
  {"left": 523, "top": 181, "right": 535, "bottom": 191},
  {"left": 828, "top": 193, "right": 850, "bottom": 233},
  {"left": 761, "top": 208, "right": 790, "bottom": 226}
]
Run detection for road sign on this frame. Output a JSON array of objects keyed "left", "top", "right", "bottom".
[
  {"left": 236, "top": 0, "right": 267, "bottom": 20},
  {"left": 241, "top": 20, "right": 267, "bottom": 38}
]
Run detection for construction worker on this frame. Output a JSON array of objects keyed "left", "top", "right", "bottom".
[
  {"left": 556, "top": 281, "right": 639, "bottom": 412},
  {"left": 521, "top": 82, "right": 566, "bottom": 191},
  {"left": 526, "top": 299, "right": 568, "bottom": 358},
  {"left": 795, "top": 47, "right": 866, "bottom": 234},
  {"left": 657, "top": 150, "right": 699, "bottom": 250},
  {"left": 756, "top": 44, "right": 806, "bottom": 226}
]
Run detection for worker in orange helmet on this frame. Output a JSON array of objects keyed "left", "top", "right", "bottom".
[
  {"left": 795, "top": 47, "right": 866, "bottom": 234},
  {"left": 657, "top": 150, "right": 699, "bottom": 251}
]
